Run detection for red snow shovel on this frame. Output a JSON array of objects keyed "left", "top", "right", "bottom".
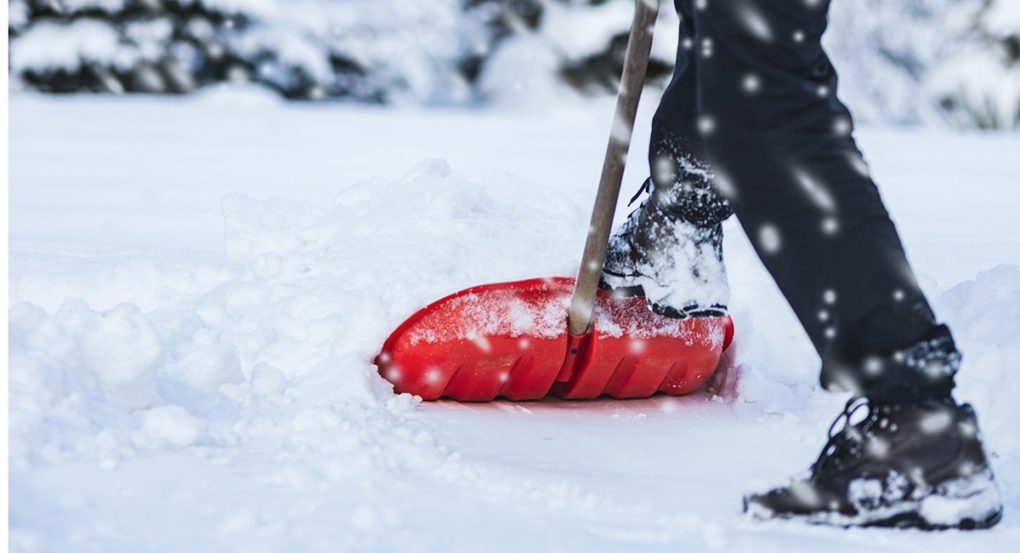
[{"left": 374, "top": 0, "right": 733, "bottom": 401}]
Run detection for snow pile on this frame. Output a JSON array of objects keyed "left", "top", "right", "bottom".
[
  {"left": 8, "top": 156, "right": 583, "bottom": 467},
  {"left": 938, "top": 264, "right": 1020, "bottom": 477},
  {"left": 13, "top": 159, "right": 1017, "bottom": 459}
]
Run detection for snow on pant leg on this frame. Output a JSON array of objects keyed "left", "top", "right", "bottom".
[
  {"left": 649, "top": 0, "right": 733, "bottom": 227},
  {"left": 691, "top": 0, "right": 957, "bottom": 401}
]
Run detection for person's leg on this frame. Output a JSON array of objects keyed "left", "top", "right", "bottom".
[
  {"left": 689, "top": 0, "right": 1001, "bottom": 527},
  {"left": 601, "top": 0, "right": 733, "bottom": 317},
  {"left": 649, "top": 0, "right": 732, "bottom": 228},
  {"left": 695, "top": 0, "right": 952, "bottom": 400}
]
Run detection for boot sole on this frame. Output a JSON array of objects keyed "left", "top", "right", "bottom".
[
  {"left": 867, "top": 508, "right": 1002, "bottom": 530},
  {"left": 749, "top": 506, "right": 1003, "bottom": 531},
  {"left": 745, "top": 472, "right": 1004, "bottom": 531}
]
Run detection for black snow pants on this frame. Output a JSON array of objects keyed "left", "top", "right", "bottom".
[{"left": 652, "top": 0, "right": 958, "bottom": 402}]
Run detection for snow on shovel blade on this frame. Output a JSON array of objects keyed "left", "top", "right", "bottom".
[
  {"left": 375, "top": 277, "right": 734, "bottom": 401},
  {"left": 376, "top": 277, "right": 572, "bottom": 401}
]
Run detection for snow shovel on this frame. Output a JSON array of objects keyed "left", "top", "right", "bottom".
[{"left": 374, "top": 0, "right": 733, "bottom": 401}]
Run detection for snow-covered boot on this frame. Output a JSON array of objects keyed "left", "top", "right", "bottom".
[
  {"left": 601, "top": 177, "right": 729, "bottom": 318},
  {"left": 744, "top": 397, "right": 1003, "bottom": 529}
]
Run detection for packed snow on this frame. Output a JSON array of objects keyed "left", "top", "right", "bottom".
[{"left": 8, "top": 91, "right": 1020, "bottom": 552}]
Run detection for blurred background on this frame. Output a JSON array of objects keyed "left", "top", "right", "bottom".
[{"left": 8, "top": 0, "right": 1020, "bottom": 130}]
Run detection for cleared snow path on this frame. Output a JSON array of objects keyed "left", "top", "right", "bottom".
[{"left": 8, "top": 93, "right": 1020, "bottom": 552}]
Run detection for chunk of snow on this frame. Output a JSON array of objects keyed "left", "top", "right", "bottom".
[
  {"left": 82, "top": 304, "right": 163, "bottom": 410},
  {"left": 169, "top": 342, "right": 245, "bottom": 391},
  {"left": 141, "top": 405, "right": 207, "bottom": 448}
]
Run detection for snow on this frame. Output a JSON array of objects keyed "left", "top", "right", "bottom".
[
  {"left": 508, "top": 0, "right": 1019, "bottom": 128},
  {"left": 9, "top": 19, "right": 133, "bottom": 73},
  {"left": 61, "top": 0, "right": 125, "bottom": 12},
  {"left": 141, "top": 405, "right": 208, "bottom": 449},
  {"left": 79, "top": 302, "right": 164, "bottom": 410},
  {"left": 123, "top": 19, "right": 175, "bottom": 63},
  {"left": 477, "top": 34, "right": 574, "bottom": 107},
  {"left": 8, "top": 92, "right": 1020, "bottom": 551},
  {"left": 201, "top": 0, "right": 280, "bottom": 19},
  {"left": 982, "top": 0, "right": 1020, "bottom": 37},
  {"left": 926, "top": 44, "right": 1020, "bottom": 129},
  {"left": 406, "top": 288, "right": 569, "bottom": 344},
  {"left": 8, "top": 0, "right": 1018, "bottom": 127},
  {"left": 603, "top": 216, "right": 731, "bottom": 315},
  {"left": 8, "top": 0, "right": 30, "bottom": 32},
  {"left": 233, "top": 25, "right": 336, "bottom": 83},
  {"left": 8, "top": 0, "right": 491, "bottom": 103},
  {"left": 542, "top": 0, "right": 637, "bottom": 61}
]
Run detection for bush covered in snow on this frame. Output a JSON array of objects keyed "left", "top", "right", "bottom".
[
  {"left": 8, "top": 0, "right": 504, "bottom": 102},
  {"left": 924, "top": 0, "right": 1020, "bottom": 129},
  {"left": 8, "top": 0, "right": 1020, "bottom": 128},
  {"left": 825, "top": 0, "right": 1020, "bottom": 129}
]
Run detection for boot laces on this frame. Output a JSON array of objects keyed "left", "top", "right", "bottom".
[
  {"left": 811, "top": 397, "right": 874, "bottom": 477},
  {"left": 627, "top": 178, "right": 652, "bottom": 206}
]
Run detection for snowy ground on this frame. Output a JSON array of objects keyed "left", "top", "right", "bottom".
[{"left": 8, "top": 90, "right": 1020, "bottom": 552}]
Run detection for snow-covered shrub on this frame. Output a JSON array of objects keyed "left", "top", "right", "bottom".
[
  {"left": 8, "top": 0, "right": 1020, "bottom": 129},
  {"left": 533, "top": 0, "right": 1020, "bottom": 129},
  {"left": 924, "top": 0, "right": 1020, "bottom": 129},
  {"left": 822, "top": 0, "right": 971, "bottom": 125},
  {"left": 8, "top": 0, "right": 508, "bottom": 102},
  {"left": 481, "top": 0, "right": 1020, "bottom": 128},
  {"left": 528, "top": 0, "right": 675, "bottom": 95},
  {"left": 822, "top": 0, "right": 1020, "bottom": 129}
]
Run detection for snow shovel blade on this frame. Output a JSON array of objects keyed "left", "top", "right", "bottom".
[{"left": 374, "top": 277, "right": 733, "bottom": 401}]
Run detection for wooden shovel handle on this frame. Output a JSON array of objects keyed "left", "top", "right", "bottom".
[{"left": 568, "top": 0, "right": 660, "bottom": 336}]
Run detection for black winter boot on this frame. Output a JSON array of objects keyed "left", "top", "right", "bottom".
[
  {"left": 601, "top": 178, "right": 730, "bottom": 318},
  {"left": 744, "top": 397, "right": 1003, "bottom": 529}
]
